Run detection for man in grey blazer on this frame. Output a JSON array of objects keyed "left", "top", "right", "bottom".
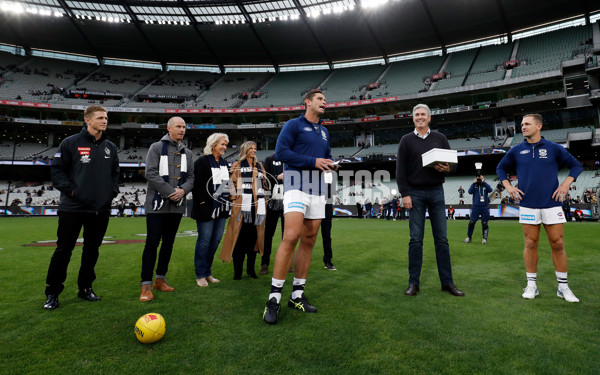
[{"left": 139, "top": 117, "right": 194, "bottom": 302}]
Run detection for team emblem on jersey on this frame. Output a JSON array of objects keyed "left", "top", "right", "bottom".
[
  {"left": 519, "top": 150, "right": 530, "bottom": 154},
  {"left": 81, "top": 154, "right": 91, "bottom": 163},
  {"left": 321, "top": 130, "right": 327, "bottom": 141},
  {"left": 105, "top": 147, "right": 111, "bottom": 156},
  {"left": 538, "top": 149, "right": 547, "bottom": 158}
]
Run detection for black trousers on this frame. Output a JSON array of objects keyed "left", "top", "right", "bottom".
[
  {"left": 45, "top": 211, "right": 110, "bottom": 296},
  {"left": 321, "top": 203, "right": 333, "bottom": 264},
  {"left": 140, "top": 213, "right": 182, "bottom": 282},
  {"left": 233, "top": 222, "right": 258, "bottom": 277},
  {"left": 261, "top": 207, "right": 284, "bottom": 267}
]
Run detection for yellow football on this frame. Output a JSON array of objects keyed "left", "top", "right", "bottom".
[{"left": 134, "top": 313, "right": 165, "bottom": 344}]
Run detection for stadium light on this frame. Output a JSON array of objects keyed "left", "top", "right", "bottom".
[
  {"left": 0, "top": 1, "right": 24, "bottom": 14},
  {"left": 362, "top": 0, "right": 388, "bottom": 9}
]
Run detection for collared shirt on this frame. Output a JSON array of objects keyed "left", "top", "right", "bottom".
[{"left": 413, "top": 128, "right": 431, "bottom": 139}]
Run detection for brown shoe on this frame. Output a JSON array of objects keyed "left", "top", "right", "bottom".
[
  {"left": 259, "top": 265, "right": 268, "bottom": 275},
  {"left": 139, "top": 284, "right": 154, "bottom": 302},
  {"left": 153, "top": 278, "right": 174, "bottom": 292}
]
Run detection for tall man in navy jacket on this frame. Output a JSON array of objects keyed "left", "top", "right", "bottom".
[
  {"left": 396, "top": 103, "right": 464, "bottom": 297},
  {"left": 497, "top": 113, "right": 582, "bottom": 303},
  {"left": 263, "top": 89, "right": 336, "bottom": 324},
  {"left": 43, "top": 105, "right": 120, "bottom": 310},
  {"left": 464, "top": 175, "right": 493, "bottom": 244}
]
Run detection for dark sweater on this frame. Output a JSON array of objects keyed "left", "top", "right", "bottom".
[{"left": 396, "top": 131, "right": 456, "bottom": 196}]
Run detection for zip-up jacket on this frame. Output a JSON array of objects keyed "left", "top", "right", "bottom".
[
  {"left": 275, "top": 114, "right": 332, "bottom": 195},
  {"left": 496, "top": 137, "right": 582, "bottom": 208},
  {"left": 51, "top": 127, "right": 120, "bottom": 213},
  {"left": 468, "top": 181, "right": 493, "bottom": 208}
]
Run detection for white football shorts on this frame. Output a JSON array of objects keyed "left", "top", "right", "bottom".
[
  {"left": 283, "top": 190, "right": 326, "bottom": 219},
  {"left": 519, "top": 206, "right": 566, "bottom": 225}
]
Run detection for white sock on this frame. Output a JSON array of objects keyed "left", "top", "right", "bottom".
[
  {"left": 555, "top": 271, "right": 568, "bottom": 290},
  {"left": 526, "top": 272, "right": 537, "bottom": 288},
  {"left": 291, "top": 278, "right": 306, "bottom": 299},
  {"left": 269, "top": 278, "right": 285, "bottom": 304}
]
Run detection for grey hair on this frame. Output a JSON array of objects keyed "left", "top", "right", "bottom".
[
  {"left": 238, "top": 141, "right": 257, "bottom": 162},
  {"left": 167, "top": 116, "right": 185, "bottom": 128},
  {"left": 412, "top": 103, "right": 431, "bottom": 117},
  {"left": 203, "top": 133, "right": 229, "bottom": 155}
]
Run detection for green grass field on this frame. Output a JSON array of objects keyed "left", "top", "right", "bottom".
[{"left": 0, "top": 217, "right": 598, "bottom": 374}]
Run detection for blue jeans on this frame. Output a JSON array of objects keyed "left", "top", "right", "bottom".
[
  {"left": 407, "top": 187, "right": 454, "bottom": 286},
  {"left": 194, "top": 218, "right": 226, "bottom": 278}
]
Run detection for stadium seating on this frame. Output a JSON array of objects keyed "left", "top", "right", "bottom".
[
  {"left": 464, "top": 43, "right": 513, "bottom": 85},
  {"left": 448, "top": 137, "right": 499, "bottom": 150},
  {"left": 0, "top": 57, "right": 97, "bottom": 102},
  {"left": 196, "top": 73, "right": 271, "bottom": 109},
  {"left": 321, "top": 64, "right": 387, "bottom": 103},
  {"left": 0, "top": 51, "right": 29, "bottom": 76},
  {"left": 76, "top": 65, "right": 161, "bottom": 96},
  {"left": 370, "top": 56, "right": 445, "bottom": 97},
  {"left": 511, "top": 25, "right": 592, "bottom": 78},
  {"left": 242, "top": 70, "right": 330, "bottom": 107},
  {"left": 139, "top": 71, "right": 218, "bottom": 97},
  {"left": 119, "top": 148, "right": 149, "bottom": 162},
  {"left": 330, "top": 146, "right": 361, "bottom": 158},
  {"left": 433, "top": 49, "right": 478, "bottom": 91},
  {"left": 510, "top": 126, "right": 593, "bottom": 145}
]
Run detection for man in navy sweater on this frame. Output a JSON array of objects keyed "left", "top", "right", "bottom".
[
  {"left": 464, "top": 175, "right": 493, "bottom": 244},
  {"left": 497, "top": 113, "right": 582, "bottom": 303},
  {"left": 396, "top": 104, "right": 464, "bottom": 297},
  {"left": 263, "top": 89, "right": 336, "bottom": 324}
]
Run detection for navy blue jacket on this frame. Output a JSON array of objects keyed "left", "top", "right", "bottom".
[
  {"left": 468, "top": 181, "right": 493, "bottom": 208},
  {"left": 496, "top": 137, "right": 582, "bottom": 208},
  {"left": 275, "top": 114, "right": 332, "bottom": 195}
]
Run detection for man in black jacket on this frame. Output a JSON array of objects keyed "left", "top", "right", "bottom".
[
  {"left": 43, "top": 105, "right": 120, "bottom": 310},
  {"left": 396, "top": 103, "right": 464, "bottom": 297}
]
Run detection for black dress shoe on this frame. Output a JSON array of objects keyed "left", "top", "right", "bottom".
[
  {"left": 404, "top": 284, "right": 420, "bottom": 296},
  {"left": 43, "top": 294, "right": 59, "bottom": 310},
  {"left": 441, "top": 283, "right": 465, "bottom": 297},
  {"left": 247, "top": 272, "right": 258, "bottom": 279},
  {"left": 78, "top": 288, "right": 101, "bottom": 301}
]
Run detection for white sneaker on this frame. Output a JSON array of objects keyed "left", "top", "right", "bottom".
[
  {"left": 482, "top": 238, "right": 487, "bottom": 244},
  {"left": 557, "top": 287, "right": 580, "bottom": 303},
  {"left": 464, "top": 237, "right": 471, "bottom": 243},
  {"left": 522, "top": 286, "right": 539, "bottom": 299}
]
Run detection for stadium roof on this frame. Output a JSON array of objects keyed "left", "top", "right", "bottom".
[{"left": 0, "top": 0, "right": 599, "bottom": 69}]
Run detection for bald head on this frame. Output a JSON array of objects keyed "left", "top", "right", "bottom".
[{"left": 167, "top": 117, "right": 186, "bottom": 143}]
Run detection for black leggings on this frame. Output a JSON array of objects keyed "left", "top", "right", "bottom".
[{"left": 232, "top": 223, "right": 258, "bottom": 278}]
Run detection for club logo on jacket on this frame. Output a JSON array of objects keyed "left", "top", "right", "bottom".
[
  {"left": 80, "top": 154, "right": 91, "bottom": 163},
  {"left": 321, "top": 130, "right": 327, "bottom": 141},
  {"left": 105, "top": 147, "right": 111, "bottom": 156},
  {"left": 539, "top": 149, "right": 547, "bottom": 159}
]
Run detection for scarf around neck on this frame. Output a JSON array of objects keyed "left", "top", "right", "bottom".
[
  {"left": 239, "top": 159, "right": 265, "bottom": 226},
  {"left": 209, "top": 155, "right": 230, "bottom": 218},
  {"left": 152, "top": 140, "right": 187, "bottom": 210}
]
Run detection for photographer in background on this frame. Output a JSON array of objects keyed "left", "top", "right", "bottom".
[{"left": 464, "top": 172, "right": 493, "bottom": 245}]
